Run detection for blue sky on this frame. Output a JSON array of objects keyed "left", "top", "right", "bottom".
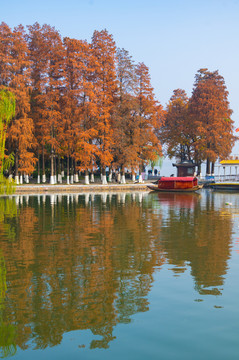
[{"left": 2, "top": 0, "right": 239, "bottom": 150}]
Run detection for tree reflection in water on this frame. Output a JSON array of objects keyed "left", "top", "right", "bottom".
[
  {"left": 0, "top": 249, "right": 16, "bottom": 358},
  {"left": 0, "top": 191, "right": 233, "bottom": 354},
  {"left": 155, "top": 192, "right": 232, "bottom": 295}
]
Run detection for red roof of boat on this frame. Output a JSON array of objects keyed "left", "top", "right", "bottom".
[{"left": 160, "top": 177, "right": 196, "bottom": 182}]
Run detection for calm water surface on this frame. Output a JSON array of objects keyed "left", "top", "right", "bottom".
[{"left": 0, "top": 190, "right": 239, "bottom": 359}]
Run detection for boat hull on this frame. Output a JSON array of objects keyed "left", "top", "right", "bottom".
[
  {"left": 147, "top": 176, "right": 202, "bottom": 192},
  {"left": 210, "top": 183, "right": 239, "bottom": 191},
  {"left": 147, "top": 184, "right": 202, "bottom": 192}
]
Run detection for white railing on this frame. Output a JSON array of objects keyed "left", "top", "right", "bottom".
[{"left": 200, "top": 174, "right": 239, "bottom": 182}]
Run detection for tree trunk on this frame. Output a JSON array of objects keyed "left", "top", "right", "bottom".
[
  {"left": 85, "top": 169, "right": 90, "bottom": 185},
  {"left": 108, "top": 168, "right": 112, "bottom": 182},
  {"left": 54, "top": 154, "right": 57, "bottom": 184},
  {"left": 90, "top": 171, "right": 94, "bottom": 183},
  {"left": 61, "top": 158, "right": 64, "bottom": 178},
  {"left": 138, "top": 174, "right": 143, "bottom": 183},
  {"left": 206, "top": 158, "right": 210, "bottom": 175},
  {"left": 211, "top": 162, "right": 215, "bottom": 175},
  {"left": 197, "top": 163, "right": 201, "bottom": 177},
  {"left": 15, "top": 151, "right": 19, "bottom": 184},
  {"left": 101, "top": 167, "right": 107, "bottom": 185},
  {"left": 67, "top": 156, "right": 70, "bottom": 184},
  {"left": 50, "top": 149, "right": 55, "bottom": 184},
  {"left": 117, "top": 171, "right": 121, "bottom": 183},
  {"left": 74, "top": 161, "right": 79, "bottom": 182},
  {"left": 37, "top": 149, "right": 40, "bottom": 183},
  {"left": 58, "top": 156, "right": 62, "bottom": 183},
  {"left": 42, "top": 145, "right": 46, "bottom": 183},
  {"left": 70, "top": 157, "right": 74, "bottom": 184},
  {"left": 138, "top": 162, "right": 143, "bottom": 183},
  {"left": 121, "top": 168, "right": 126, "bottom": 184}
]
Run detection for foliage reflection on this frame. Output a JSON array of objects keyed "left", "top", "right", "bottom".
[{"left": 0, "top": 191, "right": 233, "bottom": 354}]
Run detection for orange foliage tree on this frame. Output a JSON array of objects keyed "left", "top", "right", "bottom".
[
  {"left": 0, "top": 23, "right": 36, "bottom": 183},
  {"left": 134, "top": 62, "right": 162, "bottom": 181},
  {"left": 27, "top": 23, "right": 51, "bottom": 183},
  {"left": 42, "top": 26, "right": 65, "bottom": 184},
  {"left": 62, "top": 37, "right": 98, "bottom": 184},
  {"left": 112, "top": 48, "right": 138, "bottom": 182},
  {"left": 28, "top": 23, "right": 65, "bottom": 184},
  {"left": 160, "top": 89, "right": 195, "bottom": 161},
  {"left": 91, "top": 30, "right": 118, "bottom": 184},
  {"left": 189, "top": 68, "right": 235, "bottom": 174}
]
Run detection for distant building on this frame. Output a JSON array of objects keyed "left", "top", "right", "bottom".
[
  {"left": 172, "top": 160, "right": 196, "bottom": 177},
  {"left": 219, "top": 156, "right": 239, "bottom": 177}
]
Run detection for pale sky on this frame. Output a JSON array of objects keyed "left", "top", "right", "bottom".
[{"left": 2, "top": 0, "right": 239, "bottom": 152}]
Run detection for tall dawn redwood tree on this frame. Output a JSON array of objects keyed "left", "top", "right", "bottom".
[
  {"left": 28, "top": 23, "right": 65, "bottom": 184},
  {"left": 63, "top": 37, "right": 97, "bottom": 185},
  {"left": 112, "top": 48, "right": 138, "bottom": 183},
  {"left": 134, "top": 62, "right": 162, "bottom": 182},
  {"left": 160, "top": 89, "right": 194, "bottom": 161},
  {"left": 0, "top": 23, "right": 36, "bottom": 184},
  {"left": 42, "top": 25, "right": 65, "bottom": 184},
  {"left": 189, "top": 68, "right": 235, "bottom": 175},
  {"left": 61, "top": 37, "right": 81, "bottom": 185},
  {"left": 27, "top": 23, "right": 50, "bottom": 183},
  {"left": 91, "top": 29, "right": 118, "bottom": 184}
]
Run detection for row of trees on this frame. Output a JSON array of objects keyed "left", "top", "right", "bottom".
[
  {"left": 0, "top": 21, "right": 236, "bottom": 185},
  {"left": 0, "top": 22, "right": 162, "bottom": 185}
]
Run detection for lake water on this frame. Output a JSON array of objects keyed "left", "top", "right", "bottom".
[{"left": 0, "top": 190, "right": 239, "bottom": 359}]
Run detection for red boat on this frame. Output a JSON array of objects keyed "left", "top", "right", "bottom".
[{"left": 147, "top": 176, "right": 202, "bottom": 192}]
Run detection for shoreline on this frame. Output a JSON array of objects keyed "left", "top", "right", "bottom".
[{"left": 12, "top": 182, "right": 151, "bottom": 194}]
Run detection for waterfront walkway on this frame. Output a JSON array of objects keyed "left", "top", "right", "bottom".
[{"left": 14, "top": 182, "right": 150, "bottom": 194}]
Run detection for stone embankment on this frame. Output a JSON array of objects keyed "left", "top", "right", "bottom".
[{"left": 14, "top": 182, "right": 151, "bottom": 194}]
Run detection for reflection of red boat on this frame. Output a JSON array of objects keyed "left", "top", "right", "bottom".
[
  {"left": 156, "top": 192, "right": 200, "bottom": 209},
  {"left": 147, "top": 177, "right": 202, "bottom": 192}
]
